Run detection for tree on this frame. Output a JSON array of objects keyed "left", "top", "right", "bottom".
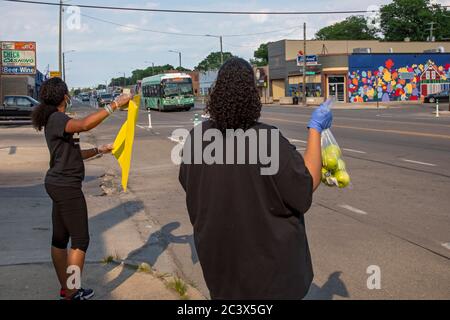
[
  {"left": 250, "top": 43, "right": 268, "bottom": 67},
  {"left": 176, "top": 66, "right": 192, "bottom": 72},
  {"left": 97, "top": 84, "right": 106, "bottom": 90},
  {"left": 380, "top": 0, "right": 450, "bottom": 41},
  {"left": 195, "top": 51, "right": 234, "bottom": 71},
  {"left": 315, "top": 16, "right": 379, "bottom": 40}
]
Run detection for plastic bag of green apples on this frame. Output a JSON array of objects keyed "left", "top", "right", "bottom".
[{"left": 321, "top": 117, "right": 351, "bottom": 188}]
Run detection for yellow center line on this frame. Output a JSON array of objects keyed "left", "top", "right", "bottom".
[{"left": 263, "top": 117, "right": 450, "bottom": 140}]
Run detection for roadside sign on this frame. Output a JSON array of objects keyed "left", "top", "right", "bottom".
[
  {"left": 297, "top": 54, "right": 318, "bottom": 66},
  {"left": 49, "top": 71, "right": 62, "bottom": 78},
  {"left": 2, "top": 66, "right": 35, "bottom": 74},
  {"left": 0, "top": 41, "right": 36, "bottom": 75}
]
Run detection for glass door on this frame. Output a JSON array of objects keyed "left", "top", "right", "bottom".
[{"left": 328, "top": 76, "right": 345, "bottom": 102}]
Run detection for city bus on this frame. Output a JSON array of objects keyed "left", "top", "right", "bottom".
[{"left": 141, "top": 73, "right": 194, "bottom": 111}]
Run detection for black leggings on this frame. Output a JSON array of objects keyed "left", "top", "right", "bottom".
[{"left": 45, "top": 184, "right": 90, "bottom": 252}]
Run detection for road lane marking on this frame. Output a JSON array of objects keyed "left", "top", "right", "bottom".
[
  {"left": 441, "top": 243, "right": 450, "bottom": 250},
  {"left": 339, "top": 204, "right": 368, "bottom": 215},
  {"left": 264, "top": 113, "right": 450, "bottom": 128},
  {"left": 289, "top": 138, "right": 307, "bottom": 144},
  {"left": 343, "top": 148, "right": 367, "bottom": 154},
  {"left": 265, "top": 117, "right": 450, "bottom": 140},
  {"left": 401, "top": 159, "right": 437, "bottom": 167}
]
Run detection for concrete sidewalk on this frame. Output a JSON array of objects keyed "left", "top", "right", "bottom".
[
  {"left": 0, "top": 125, "right": 204, "bottom": 300},
  {"left": 0, "top": 262, "right": 202, "bottom": 300}
]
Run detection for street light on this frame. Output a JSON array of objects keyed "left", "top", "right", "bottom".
[
  {"left": 168, "top": 50, "right": 182, "bottom": 69},
  {"left": 205, "top": 34, "right": 224, "bottom": 65},
  {"left": 62, "top": 50, "right": 76, "bottom": 82},
  {"left": 144, "top": 61, "right": 155, "bottom": 75}
]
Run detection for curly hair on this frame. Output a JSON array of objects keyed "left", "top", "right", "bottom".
[
  {"left": 32, "top": 77, "right": 69, "bottom": 131},
  {"left": 205, "top": 57, "right": 261, "bottom": 131}
]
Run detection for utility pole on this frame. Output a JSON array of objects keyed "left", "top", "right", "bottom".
[
  {"left": 62, "top": 52, "right": 65, "bottom": 82},
  {"left": 123, "top": 72, "right": 126, "bottom": 88},
  {"left": 205, "top": 35, "right": 224, "bottom": 66},
  {"left": 58, "top": 0, "right": 63, "bottom": 75},
  {"left": 169, "top": 50, "right": 182, "bottom": 69},
  {"left": 303, "top": 22, "right": 307, "bottom": 107},
  {"left": 220, "top": 36, "right": 224, "bottom": 65}
]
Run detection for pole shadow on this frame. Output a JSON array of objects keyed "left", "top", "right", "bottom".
[{"left": 304, "top": 271, "right": 350, "bottom": 300}]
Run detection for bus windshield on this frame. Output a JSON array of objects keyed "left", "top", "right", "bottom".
[{"left": 163, "top": 79, "right": 193, "bottom": 97}]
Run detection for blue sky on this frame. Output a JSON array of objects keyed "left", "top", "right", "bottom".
[{"left": 1, "top": 0, "right": 448, "bottom": 88}]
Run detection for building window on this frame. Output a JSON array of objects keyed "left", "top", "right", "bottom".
[{"left": 288, "top": 84, "right": 322, "bottom": 97}]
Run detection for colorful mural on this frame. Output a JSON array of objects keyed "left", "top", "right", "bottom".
[{"left": 348, "top": 54, "right": 450, "bottom": 103}]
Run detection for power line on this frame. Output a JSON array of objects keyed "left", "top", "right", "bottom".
[
  {"left": 7, "top": 0, "right": 449, "bottom": 15},
  {"left": 80, "top": 13, "right": 302, "bottom": 38}
]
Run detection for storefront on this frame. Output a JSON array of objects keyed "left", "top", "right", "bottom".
[
  {"left": 0, "top": 41, "right": 37, "bottom": 102},
  {"left": 268, "top": 40, "right": 450, "bottom": 104}
]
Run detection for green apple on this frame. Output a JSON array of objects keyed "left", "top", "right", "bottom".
[
  {"left": 325, "top": 144, "right": 342, "bottom": 157},
  {"left": 321, "top": 167, "right": 330, "bottom": 182},
  {"left": 337, "top": 159, "right": 346, "bottom": 171},
  {"left": 323, "top": 153, "right": 338, "bottom": 171},
  {"left": 335, "top": 170, "right": 350, "bottom": 188}
]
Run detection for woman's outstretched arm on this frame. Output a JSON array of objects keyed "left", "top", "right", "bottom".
[
  {"left": 304, "top": 128, "right": 322, "bottom": 191},
  {"left": 65, "top": 94, "right": 131, "bottom": 134}
]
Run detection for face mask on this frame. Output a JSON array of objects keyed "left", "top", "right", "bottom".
[{"left": 65, "top": 98, "right": 72, "bottom": 113}]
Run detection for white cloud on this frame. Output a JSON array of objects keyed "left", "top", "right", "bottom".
[
  {"left": 250, "top": 9, "right": 269, "bottom": 24},
  {"left": 116, "top": 24, "right": 140, "bottom": 33}
]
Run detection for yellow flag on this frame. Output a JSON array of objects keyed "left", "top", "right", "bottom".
[{"left": 112, "top": 96, "right": 140, "bottom": 192}]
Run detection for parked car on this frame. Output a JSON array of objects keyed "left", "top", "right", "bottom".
[
  {"left": 424, "top": 90, "right": 449, "bottom": 103},
  {"left": 0, "top": 95, "right": 39, "bottom": 119},
  {"left": 98, "top": 93, "right": 113, "bottom": 107}
]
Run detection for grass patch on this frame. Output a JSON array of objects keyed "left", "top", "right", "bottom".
[
  {"left": 167, "top": 277, "right": 188, "bottom": 299},
  {"left": 137, "top": 262, "right": 152, "bottom": 273},
  {"left": 102, "top": 255, "right": 114, "bottom": 264}
]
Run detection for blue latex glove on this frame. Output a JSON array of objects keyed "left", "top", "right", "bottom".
[{"left": 307, "top": 101, "right": 333, "bottom": 133}]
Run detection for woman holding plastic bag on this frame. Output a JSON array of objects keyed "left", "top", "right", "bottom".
[
  {"left": 306, "top": 99, "right": 334, "bottom": 190},
  {"left": 179, "top": 58, "right": 334, "bottom": 300}
]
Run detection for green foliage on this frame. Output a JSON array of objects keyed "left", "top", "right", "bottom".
[
  {"left": 167, "top": 277, "right": 188, "bottom": 298},
  {"left": 315, "top": 16, "right": 379, "bottom": 40},
  {"left": 250, "top": 43, "right": 268, "bottom": 67},
  {"left": 195, "top": 51, "right": 234, "bottom": 71},
  {"left": 379, "top": 0, "right": 450, "bottom": 41},
  {"left": 102, "top": 255, "right": 114, "bottom": 264}
]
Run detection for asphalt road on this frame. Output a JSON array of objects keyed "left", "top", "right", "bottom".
[{"left": 2, "top": 101, "right": 449, "bottom": 299}]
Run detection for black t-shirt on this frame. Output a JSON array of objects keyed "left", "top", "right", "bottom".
[
  {"left": 44, "top": 111, "right": 84, "bottom": 187},
  {"left": 179, "top": 120, "right": 314, "bottom": 299}
]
